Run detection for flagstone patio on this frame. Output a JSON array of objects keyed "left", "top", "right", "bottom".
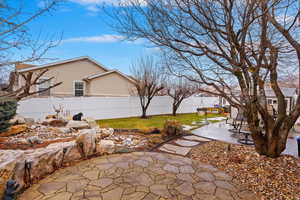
[
  {"left": 157, "top": 134, "right": 212, "bottom": 156},
  {"left": 18, "top": 152, "right": 257, "bottom": 200}
]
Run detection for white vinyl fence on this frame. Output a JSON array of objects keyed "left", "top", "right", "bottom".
[{"left": 17, "top": 96, "right": 219, "bottom": 121}]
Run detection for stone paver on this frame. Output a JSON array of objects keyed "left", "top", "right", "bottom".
[
  {"left": 183, "top": 135, "right": 212, "bottom": 142},
  {"left": 159, "top": 144, "right": 191, "bottom": 156},
  {"left": 18, "top": 152, "right": 257, "bottom": 200},
  {"left": 174, "top": 139, "right": 200, "bottom": 147}
]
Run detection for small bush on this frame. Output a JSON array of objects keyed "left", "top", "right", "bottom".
[
  {"left": 162, "top": 120, "right": 183, "bottom": 139},
  {"left": 140, "top": 127, "right": 161, "bottom": 135},
  {"left": 0, "top": 98, "right": 17, "bottom": 133},
  {"left": 148, "top": 136, "right": 163, "bottom": 147}
]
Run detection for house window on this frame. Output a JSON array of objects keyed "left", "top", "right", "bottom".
[
  {"left": 273, "top": 100, "right": 277, "bottom": 104},
  {"left": 267, "top": 99, "right": 272, "bottom": 104},
  {"left": 38, "top": 78, "right": 51, "bottom": 96},
  {"left": 223, "top": 99, "right": 226, "bottom": 105},
  {"left": 74, "top": 81, "right": 84, "bottom": 97}
]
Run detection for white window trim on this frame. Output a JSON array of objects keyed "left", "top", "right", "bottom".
[{"left": 73, "top": 80, "right": 85, "bottom": 97}]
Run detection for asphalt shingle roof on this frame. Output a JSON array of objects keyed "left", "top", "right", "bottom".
[{"left": 264, "top": 87, "right": 297, "bottom": 97}]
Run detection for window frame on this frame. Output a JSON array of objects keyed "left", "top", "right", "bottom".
[
  {"left": 73, "top": 80, "right": 85, "bottom": 97},
  {"left": 267, "top": 99, "right": 272, "bottom": 105},
  {"left": 37, "top": 77, "right": 51, "bottom": 96}
]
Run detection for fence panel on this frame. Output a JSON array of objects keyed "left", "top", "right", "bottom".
[{"left": 17, "top": 96, "right": 219, "bottom": 120}]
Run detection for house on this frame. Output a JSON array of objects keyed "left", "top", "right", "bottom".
[
  {"left": 264, "top": 87, "right": 297, "bottom": 114},
  {"left": 222, "top": 87, "right": 298, "bottom": 118},
  {"left": 15, "top": 56, "right": 136, "bottom": 97}
]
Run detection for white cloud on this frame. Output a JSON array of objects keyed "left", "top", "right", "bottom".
[
  {"left": 70, "top": 0, "right": 117, "bottom": 5},
  {"left": 69, "top": 0, "right": 146, "bottom": 10},
  {"left": 63, "top": 34, "right": 126, "bottom": 43},
  {"left": 62, "top": 34, "right": 149, "bottom": 45},
  {"left": 86, "top": 4, "right": 100, "bottom": 12},
  {"left": 126, "top": 38, "right": 147, "bottom": 45}
]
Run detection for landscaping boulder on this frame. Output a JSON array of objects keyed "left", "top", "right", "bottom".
[
  {"left": 99, "top": 128, "right": 114, "bottom": 137},
  {"left": 123, "top": 138, "right": 133, "bottom": 146},
  {"left": 79, "top": 128, "right": 97, "bottom": 135},
  {"left": 48, "top": 119, "right": 67, "bottom": 127},
  {"left": 76, "top": 133, "right": 96, "bottom": 158},
  {"left": 83, "top": 117, "right": 98, "bottom": 128},
  {"left": 0, "top": 124, "right": 27, "bottom": 137},
  {"left": 41, "top": 118, "right": 55, "bottom": 126},
  {"left": 24, "top": 118, "right": 35, "bottom": 125},
  {"left": 57, "top": 127, "right": 72, "bottom": 134},
  {"left": 0, "top": 150, "right": 24, "bottom": 197},
  {"left": 96, "top": 140, "right": 115, "bottom": 154},
  {"left": 26, "top": 136, "right": 43, "bottom": 144},
  {"left": 12, "top": 141, "right": 80, "bottom": 190},
  {"left": 46, "top": 141, "right": 81, "bottom": 163},
  {"left": 9, "top": 115, "right": 26, "bottom": 125},
  {"left": 66, "top": 120, "right": 90, "bottom": 130}
]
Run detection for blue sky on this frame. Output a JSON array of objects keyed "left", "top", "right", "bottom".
[{"left": 24, "top": 0, "right": 153, "bottom": 74}]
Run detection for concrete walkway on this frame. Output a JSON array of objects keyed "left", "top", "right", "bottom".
[
  {"left": 18, "top": 152, "right": 257, "bottom": 200},
  {"left": 192, "top": 121, "right": 299, "bottom": 157}
]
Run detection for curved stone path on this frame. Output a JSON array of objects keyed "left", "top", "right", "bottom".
[{"left": 18, "top": 152, "right": 257, "bottom": 200}]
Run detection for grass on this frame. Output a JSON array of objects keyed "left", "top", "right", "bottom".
[{"left": 97, "top": 113, "right": 224, "bottom": 129}]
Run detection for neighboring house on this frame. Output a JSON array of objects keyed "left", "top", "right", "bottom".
[
  {"left": 222, "top": 87, "right": 298, "bottom": 117},
  {"left": 264, "top": 87, "right": 297, "bottom": 114},
  {"left": 15, "top": 57, "right": 136, "bottom": 97}
]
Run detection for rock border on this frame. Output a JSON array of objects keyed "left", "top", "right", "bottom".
[{"left": 0, "top": 130, "right": 118, "bottom": 198}]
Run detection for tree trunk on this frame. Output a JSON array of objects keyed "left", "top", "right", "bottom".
[
  {"left": 141, "top": 107, "right": 147, "bottom": 118},
  {"left": 251, "top": 127, "right": 290, "bottom": 158},
  {"left": 172, "top": 105, "right": 178, "bottom": 116}
]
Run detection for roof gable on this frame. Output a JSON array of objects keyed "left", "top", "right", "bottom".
[
  {"left": 16, "top": 56, "right": 109, "bottom": 73},
  {"left": 84, "top": 70, "right": 136, "bottom": 84}
]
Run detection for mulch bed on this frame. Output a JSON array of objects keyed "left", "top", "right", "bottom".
[{"left": 190, "top": 141, "right": 300, "bottom": 200}]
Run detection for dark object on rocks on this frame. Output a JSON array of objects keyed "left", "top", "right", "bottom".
[
  {"left": 3, "top": 179, "right": 19, "bottom": 200},
  {"left": 0, "top": 98, "right": 17, "bottom": 133},
  {"left": 150, "top": 128, "right": 160, "bottom": 134},
  {"left": 73, "top": 113, "right": 83, "bottom": 121}
]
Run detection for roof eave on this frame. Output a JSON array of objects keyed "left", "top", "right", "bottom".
[{"left": 16, "top": 56, "right": 110, "bottom": 73}]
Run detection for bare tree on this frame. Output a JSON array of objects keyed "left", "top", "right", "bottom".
[
  {"left": 106, "top": 0, "right": 300, "bottom": 157},
  {"left": 0, "top": 0, "right": 62, "bottom": 100},
  {"left": 1, "top": 69, "right": 61, "bottom": 100},
  {"left": 166, "top": 77, "right": 197, "bottom": 116},
  {"left": 131, "top": 56, "right": 164, "bottom": 118}
]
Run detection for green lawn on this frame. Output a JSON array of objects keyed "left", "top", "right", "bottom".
[{"left": 97, "top": 113, "right": 224, "bottom": 129}]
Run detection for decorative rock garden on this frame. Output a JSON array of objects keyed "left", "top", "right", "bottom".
[
  {"left": 0, "top": 114, "right": 159, "bottom": 198},
  {"left": 0, "top": 114, "right": 262, "bottom": 200}
]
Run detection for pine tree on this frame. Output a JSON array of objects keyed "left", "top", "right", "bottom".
[{"left": 0, "top": 98, "right": 17, "bottom": 133}]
